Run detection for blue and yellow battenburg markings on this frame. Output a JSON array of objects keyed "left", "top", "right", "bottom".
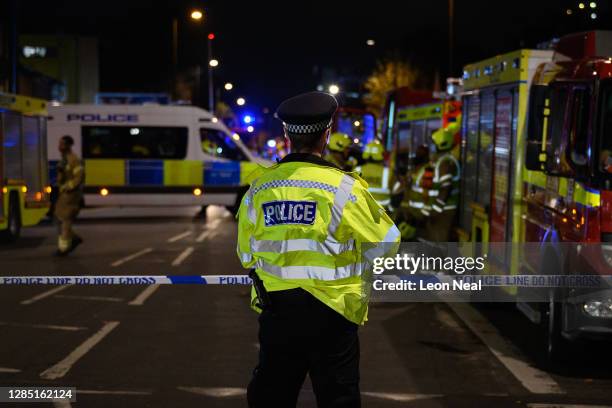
[
  {"left": 0, "top": 275, "right": 252, "bottom": 285},
  {"left": 262, "top": 200, "right": 317, "bottom": 226},
  {"left": 49, "top": 160, "right": 262, "bottom": 188}
]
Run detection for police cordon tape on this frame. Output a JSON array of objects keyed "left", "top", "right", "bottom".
[
  {"left": 0, "top": 275, "right": 252, "bottom": 285},
  {"left": 1, "top": 274, "right": 610, "bottom": 288}
]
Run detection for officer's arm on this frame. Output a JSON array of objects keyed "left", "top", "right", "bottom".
[
  {"left": 236, "top": 189, "right": 257, "bottom": 269},
  {"left": 340, "top": 187, "right": 400, "bottom": 257}
]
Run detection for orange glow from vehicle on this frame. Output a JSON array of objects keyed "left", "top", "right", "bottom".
[
  {"left": 193, "top": 188, "right": 202, "bottom": 196},
  {"left": 35, "top": 192, "right": 43, "bottom": 201},
  {"left": 100, "top": 188, "right": 109, "bottom": 196}
]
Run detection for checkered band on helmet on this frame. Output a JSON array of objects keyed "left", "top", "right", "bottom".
[{"left": 283, "top": 119, "right": 332, "bottom": 134}]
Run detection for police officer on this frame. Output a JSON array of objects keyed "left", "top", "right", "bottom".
[
  {"left": 237, "top": 91, "right": 399, "bottom": 408},
  {"left": 324, "top": 132, "right": 355, "bottom": 171},
  {"left": 355, "top": 141, "right": 390, "bottom": 208},
  {"left": 54, "top": 135, "right": 84, "bottom": 256},
  {"left": 425, "top": 125, "right": 460, "bottom": 242}
]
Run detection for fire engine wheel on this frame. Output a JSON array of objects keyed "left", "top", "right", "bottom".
[
  {"left": 540, "top": 293, "right": 571, "bottom": 365},
  {"left": 1, "top": 194, "right": 21, "bottom": 243}
]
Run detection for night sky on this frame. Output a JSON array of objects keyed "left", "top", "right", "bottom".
[{"left": 18, "top": 0, "right": 612, "bottom": 111}]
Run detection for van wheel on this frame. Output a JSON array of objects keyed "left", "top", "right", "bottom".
[
  {"left": 228, "top": 185, "right": 249, "bottom": 217},
  {"left": 1, "top": 194, "right": 21, "bottom": 243}
]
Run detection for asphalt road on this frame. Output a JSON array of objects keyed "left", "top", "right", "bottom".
[{"left": 0, "top": 206, "right": 611, "bottom": 408}]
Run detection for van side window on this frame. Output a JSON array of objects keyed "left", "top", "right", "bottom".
[
  {"left": 200, "top": 128, "right": 245, "bottom": 161},
  {"left": 82, "top": 126, "right": 188, "bottom": 159},
  {"left": 568, "top": 87, "right": 590, "bottom": 168}
]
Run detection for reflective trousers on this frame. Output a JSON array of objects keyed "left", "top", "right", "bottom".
[{"left": 248, "top": 288, "right": 360, "bottom": 408}]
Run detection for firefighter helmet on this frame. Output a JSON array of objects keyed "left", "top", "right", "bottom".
[
  {"left": 328, "top": 132, "right": 351, "bottom": 152},
  {"left": 431, "top": 124, "right": 456, "bottom": 151},
  {"left": 363, "top": 141, "right": 384, "bottom": 162}
]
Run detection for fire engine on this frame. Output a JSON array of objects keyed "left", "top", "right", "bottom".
[
  {"left": 457, "top": 31, "right": 612, "bottom": 360},
  {"left": 0, "top": 93, "right": 50, "bottom": 241}
]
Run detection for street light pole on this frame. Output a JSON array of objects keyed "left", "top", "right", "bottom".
[{"left": 207, "top": 35, "right": 214, "bottom": 112}]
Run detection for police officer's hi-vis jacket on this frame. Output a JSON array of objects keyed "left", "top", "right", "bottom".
[{"left": 237, "top": 154, "right": 400, "bottom": 325}]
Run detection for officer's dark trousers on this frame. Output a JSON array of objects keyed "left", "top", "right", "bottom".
[{"left": 248, "top": 288, "right": 360, "bottom": 408}]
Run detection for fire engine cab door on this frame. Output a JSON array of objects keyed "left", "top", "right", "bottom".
[{"left": 489, "top": 89, "right": 516, "bottom": 266}]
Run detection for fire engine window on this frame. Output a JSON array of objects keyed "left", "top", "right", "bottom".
[
  {"left": 200, "top": 128, "right": 246, "bottom": 161},
  {"left": 600, "top": 81, "right": 612, "bottom": 174},
  {"left": 477, "top": 92, "right": 495, "bottom": 207},
  {"left": 22, "top": 116, "right": 44, "bottom": 196},
  {"left": 545, "top": 85, "right": 572, "bottom": 176},
  {"left": 568, "top": 87, "right": 590, "bottom": 168},
  {"left": 459, "top": 94, "right": 480, "bottom": 231},
  {"left": 1, "top": 112, "right": 23, "bottom": 180},
  {"left": 82, "top": 126, "right": 188, "bottom": 159}
]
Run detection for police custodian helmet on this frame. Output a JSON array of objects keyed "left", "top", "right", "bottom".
[{"left": 275, "top": 91, "right": 338, "bottom": 134}]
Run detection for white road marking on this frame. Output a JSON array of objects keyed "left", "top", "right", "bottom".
[
  {"left": 0, "top": 367, "right": 20, "bottom": 373},
  {"left": 177, "top": 386, "right": 246, "bottom": 398},
  {"left": 21, "top": 285, "right": 72, "bottom": 305},
  {"left": 0, "top": 321, "right": 86, "bottom": 331},
  {"left": 172, "top": 246, "right": 194, "bottom": 266},
  {"left": 529, "top": 405, "right": 612, "bottom": 408},
  {"left": 448, "top": 303, "right": 563, "bottom": 395},
  {"left": 40, "top": 321, "right": 120, "bottom": 380},
  {"left": 167, "top": 230, "right": 192, "bottom": 243},
  {"left": 111, "top": 247, "right": 153, "bottom": 267},
  {"left": 55, "top": 295, "right": 124, "bottom": 302},
  {"left": 128, "top": 285, "right": 160, "bottom": 306},
  {"left": 78, "top": 389, "right": 152, "bottom": 396},
  {"left": 196, "top": 230, "right": 212, "bottom": 242},
  {"left": 196, "top": 219, "right": 222, "bottom": 242},
  {"left": 53, "top": 400, "right": 72, "bottom": 408},
  {"left": 361, "top": 392, "right": 443, "bottom": 402}
]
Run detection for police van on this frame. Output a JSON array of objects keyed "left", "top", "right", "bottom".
[{"left": 47, "top": 104, "right": 268, "bottom": 210}]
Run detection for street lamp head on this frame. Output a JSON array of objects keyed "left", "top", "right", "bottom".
[
  {"left": 328, "top": 84, "right": 340, "bottom": 95},
  {"left": 224, "top": 82, "right": 234, "bottom": 91},
  {"left": 190, "top": 9, "right": 204, "bottom": 21},
  {"left": 236, "top": 97, "right": 246, "bottom": 106},
  {"left": 209, "top": 59, "right": 219, "bottom": 67}
]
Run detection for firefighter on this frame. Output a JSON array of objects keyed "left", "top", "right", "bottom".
[
  {"left": 54, "top": 135, "right": 84, "bottom": 256},
  {"left": 237, "top": 91, "right": 399, "bottom": 407},
  {"left": 356, "top": 140, "right": 391, "bottom": 208},
  {"left": 324, "top": 132, "right": 355, "bottom": 171},
  {"left": 395, "top": 145, "right": 432, "bottom": 240},
  {"left": 425, "top": 125, "right": 460, "bottom": 242}
]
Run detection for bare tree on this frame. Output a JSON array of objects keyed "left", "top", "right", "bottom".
[{"left": 363, "top": 60, "right": 421, "bottom": 116}]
